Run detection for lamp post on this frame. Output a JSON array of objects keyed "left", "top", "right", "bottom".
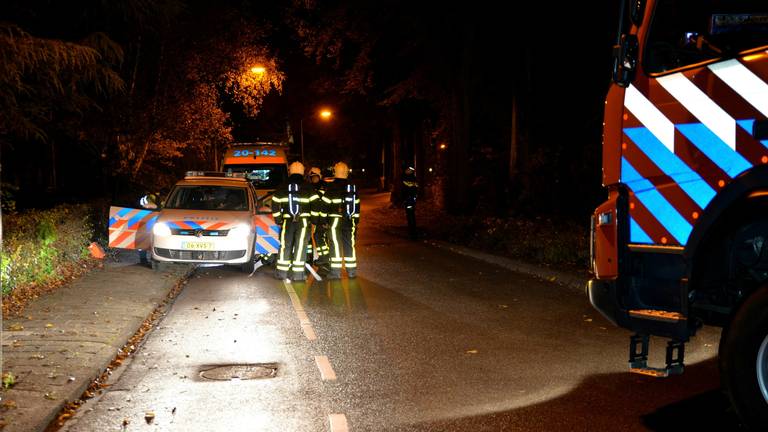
[{"left": 299, "top": 109, "right": 333, "bottom": 164}]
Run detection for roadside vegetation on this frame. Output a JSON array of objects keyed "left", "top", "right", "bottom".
[
  {"left": 1, "top": 202, "right": 105, "bottom": 316},
  {"left": 369, "top": 197, "right": 590, "bottom": 273}
]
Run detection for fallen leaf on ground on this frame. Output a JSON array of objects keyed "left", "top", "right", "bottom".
[
  {"left": 44, "top": 392, "right": 57, "bottom": 400},
  {"left": 1, "top": 400, "right": 17, "bottom": 410},
  {"left": 498, "top": 305, "right": 508, "bottom": 309},
  {"left": 45, "top": 323, "right": 54, "bottom": 328},
  {"left": 466, "top": 349, "right": 479, "bottom": 354},
  {"left": 145, "top": 411, "right": 155, "bottom": 424},
  {"left": 2, "top": 373, "right": 15, "bottom": 389},
  {"left": 8, "top": 324, "right": 23, "bottom": 331}
]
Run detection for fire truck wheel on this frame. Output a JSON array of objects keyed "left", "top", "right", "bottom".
[{"left": 719, "top": 285, "right": 768, "bottom": 429}]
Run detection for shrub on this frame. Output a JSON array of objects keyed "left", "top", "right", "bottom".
[{"left": 1, "top": 204, "right": 96, "bottom": 295}]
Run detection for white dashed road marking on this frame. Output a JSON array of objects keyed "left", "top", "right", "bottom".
[
  {"left": 329, "top": 414, "right": 349, "bottom": 432},
  {"left": 314, "top": 355, "right": 337, "bottom": 381}
]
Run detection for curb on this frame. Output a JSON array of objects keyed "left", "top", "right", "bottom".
[{"left": 425, "top": 239, "right": 589, "bottom": 292}]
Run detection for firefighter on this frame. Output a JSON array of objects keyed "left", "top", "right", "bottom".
[
  {"left": 307, "top": 167, "right": 330, "bottom": 272},
  {"left": 271, "top": 161, "right": 321, "bottom": 281},
  {"left": 322, "top": 161, "right": 360, "bottom": 279},
  {"left": 402, "top": 167, "right": 418, "bottom": 240}
]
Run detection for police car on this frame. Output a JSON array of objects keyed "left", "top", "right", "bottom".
[{"left": 150, "top": 171, "right": 258, "bottom": 272}]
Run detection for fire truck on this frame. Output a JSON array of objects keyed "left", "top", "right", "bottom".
[
  {"left": 588, "top": 0, "right": 768, "bottom": 428},
  {"left": 220, "top": 142, "right": 289, "bottom": 262}
]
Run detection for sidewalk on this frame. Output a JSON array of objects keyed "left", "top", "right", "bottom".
[{"left": 1, "top": 253, "right": 191, "bottom": 432}]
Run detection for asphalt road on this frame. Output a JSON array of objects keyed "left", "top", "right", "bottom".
[{"left": 62, "top": 200, "right": 741, "bottom": 432}]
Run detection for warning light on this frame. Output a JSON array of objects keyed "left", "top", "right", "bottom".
[
  {"left": 718, "top": 180, "right": 726, "bottom": 188},
  {"left": 661, "top": 236, "right": 668, "bottom": 244},
  {"left": 692, "top": 211, "right": 699, "bottom": 219},
  {"left": 439, "top": 143, "right": 447, "bottom": 150},
  {"left": 762, "top": 156, "right": 768, "bottom": 164}
]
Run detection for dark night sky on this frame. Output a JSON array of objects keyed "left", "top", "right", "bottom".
[{"left": 0, "top": 0, "right": 622, "bottom": 214}]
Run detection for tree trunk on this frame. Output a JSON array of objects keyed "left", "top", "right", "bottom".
[
  {"left": 446, "top": 22, "right": 474, "bottom": 215},
  {"left": 389, "top": 110, "right": 402, "bottom": 205}
]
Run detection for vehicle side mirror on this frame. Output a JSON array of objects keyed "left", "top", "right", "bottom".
[{"left": 613, "top": 33, "right": 638, "bottom": 88}]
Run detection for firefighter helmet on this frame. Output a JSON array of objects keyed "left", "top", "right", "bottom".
[
  {"left": 308, "top": 167, "right": 322, "bottom": 178},
  {"left": 333, "top": 162, "right": 349, "bottom": 179},
  {"left": 289, "top": 161, "right": 305, "bottom": 175}
]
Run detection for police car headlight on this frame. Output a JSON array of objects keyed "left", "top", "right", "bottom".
[
  {"left": 152, "top": 222, "right": 172, "bottom": 237},
  {"left": 229, "top": 223, "right": 251, "bottom": 237}
]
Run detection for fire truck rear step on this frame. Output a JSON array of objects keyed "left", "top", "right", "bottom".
[
  {"left": 628, "top": 334, "right": 685, "bottom": 378},
  {"left": 628, "top": 309, "right": 686, "bottom": 323}
]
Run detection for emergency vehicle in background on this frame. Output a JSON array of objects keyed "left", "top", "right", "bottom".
[
  {"left": 220, "top": 142, "right": 289, "bottom": 261},
  {"left": 588, "top": 0, "right": 768, "bottom": 428}
]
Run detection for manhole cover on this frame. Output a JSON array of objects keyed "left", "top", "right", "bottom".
[{"left": 199, "top": 363, "right": 278, "bottom": 381}]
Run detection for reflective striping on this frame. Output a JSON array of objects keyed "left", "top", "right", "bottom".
[
  {"left": 108, "top": 206, "right": 159, "bottom": 250},
  {"left": 625, "top": 84, "right": 676, "bottom": 152},
  {"left": 621, "top": 57, "right": 768, "bottom": 247},
  {"left": 630, "top": 217, "right": 654, "bottom": 244},
  {"left": 264, "top": 236, "right": 281, "bottom": 250},
  {"left": 738, "top": 119, "right": 768, "bottom": 150},
  {"left": 622, "top": 158, "right": 692, "bottom": 244},
  {"left": 624, "top": 127, "right": 716, "bottom": 209},
  {"left": 677, "top": 123, "right": 752, "bottom": 178},
  {"left": 709, "top": 59, "right": 768, "bottom": 118},
  {"left": 657, "top": 72, "right": 736, "bottom": 149}
]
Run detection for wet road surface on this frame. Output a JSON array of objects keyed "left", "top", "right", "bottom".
[{"left": 63, "top": 197, "right": 741, "bottom": 431}]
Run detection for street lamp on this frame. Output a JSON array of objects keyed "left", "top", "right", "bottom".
[
  {"left": 250, "top": 65, "right": 266, "bottom": 75},
  {"left": 300, "top": 108, "right": 334, "bottom": 164}
]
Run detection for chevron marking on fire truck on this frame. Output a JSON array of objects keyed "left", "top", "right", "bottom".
[{"left": 621, "top": 57, "right": 768, "bottom": 246}]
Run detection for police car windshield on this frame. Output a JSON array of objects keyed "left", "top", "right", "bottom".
[
  {"left": 164, "top": 186, "right": 249, "bottom": 211},
  {"left": 223, "top": 164, "right": 286, "bottom": 189}
]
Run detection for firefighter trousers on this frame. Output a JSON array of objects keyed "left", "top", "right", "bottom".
[
  {"left": 313, "top": 224, "right": 330, "bottom": 267},
  {"left": 328, "top": 217, "right": 356, "bottom": 278},
  {"left": 276, "top": 218, "right": 310, "bottom": 279},
  {"left": 406, "top": 205, "right": 417, "bottom": 240}
]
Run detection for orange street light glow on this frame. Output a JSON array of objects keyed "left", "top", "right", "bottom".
[
  {"left": 320, "top": 110, "right": 332, "bottom": 119},
  {"left": 250, "top": 66, "right": 266, "bottom": 74},
  {"left": 439, "top": 143, "right": 447, "bottom": 150}
]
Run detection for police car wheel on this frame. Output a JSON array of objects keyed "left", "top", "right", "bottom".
[
  {"left": 239, "top": 261, "right": 253, "bottom": 273},
  {"left": 719, "top": 285, "right": 768, "bottom": 429},
  {"left": 238, "top": 253, "right": 256, "bottom": 273},
  {"left": 151, "top": 260, "right": 168, "bottom": 272}
]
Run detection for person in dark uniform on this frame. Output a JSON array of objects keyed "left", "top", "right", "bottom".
[
  {"left": 271, "top": 162, "right": 320, "bottom": 281},
  {"left": 322, "top": 162, "right": 360, "bottom": 279},
  {"left": 307, "top": 167, "right": 330, "bottom": 273},
  {"left": 402, "top": 166, "right": 418, "bottom": 240}
]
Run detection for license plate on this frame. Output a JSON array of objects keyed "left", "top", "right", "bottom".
[{"left": 181, "top": 242, "right": 213, "bottom": 250}]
